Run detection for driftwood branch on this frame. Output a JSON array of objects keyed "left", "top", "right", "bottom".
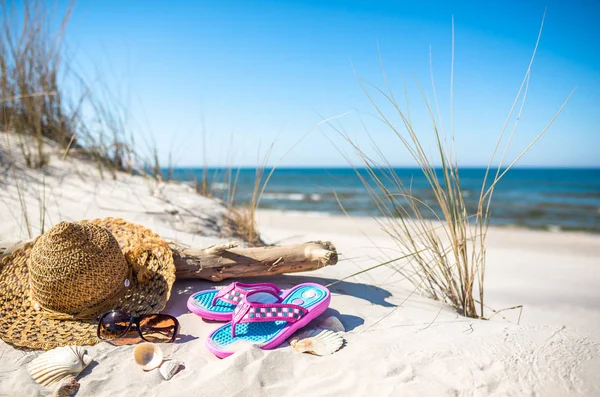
[
  {"left": 173, "top": 241, "right": 338, "bottom": 282},
  {"left": 1, "top": 240, "right": 339, "bottom": 282}
]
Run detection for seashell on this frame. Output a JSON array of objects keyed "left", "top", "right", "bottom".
[
  {"left": 159, "top": 360, "right": 182, "bottom": 380},
  {"left": 53, "top": 376, "right": 79, "bottom": 397},
  {"left": 290, "top": 329, "right": 344, "bottom": 356},
  {"left": 28, "top": 346, "right": 92, "bottom": 388},
  {"left": 133, "top": 343, "right": 163, "bottom": 371},
  {"left": 318, "top": 316, "right": 345, "bottom": 332}
]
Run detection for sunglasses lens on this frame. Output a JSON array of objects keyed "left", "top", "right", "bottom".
[
  {"left": 139, "top": 314, "right": 178, "bottom": 343},
  {"left": 98, "top": 311, "right": 131, "bottom": 340}
]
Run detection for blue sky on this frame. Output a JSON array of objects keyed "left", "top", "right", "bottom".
[{"left": 59, "top": 0, "right": 598, "bottom": 167}]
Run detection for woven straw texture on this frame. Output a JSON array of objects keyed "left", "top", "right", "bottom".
[{"left": 0, "top": 218, "right": 176, "bottom": 350}]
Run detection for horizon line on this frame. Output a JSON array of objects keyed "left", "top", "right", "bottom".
[{"left": 164, "top": 165, "right": 600, "bottom": 170}]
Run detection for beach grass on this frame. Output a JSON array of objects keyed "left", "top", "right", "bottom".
[
  {"left": 0, "top": 0, "right": 272, "bottom": 247},
  {"left": 334, "top": 14, "right": 573, "bottom": 318},
  {"left": 0, "top": 0, "right": 72, "bottom": 168},
  {"left": 222, "top": 145, "right": 275, "bottom": 247},
  {"left": 0, "top": 0, "right": 153, "bottom": 181},
  {"left": 222, "top": 113, "right": 350, "bottom": 246}
]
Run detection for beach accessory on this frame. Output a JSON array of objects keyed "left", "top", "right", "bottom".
[
  {"left": 27, "top": 346, "right": 92, "bottom": 388},
  {"left": 98, "top": 310, "right": 179, "bottom": 343},
  {"left": 206, "top": 283, "right": 331, "bottom": 358},
  {"left": 187, "top": 282, "right": 284, "bottom": 321},
  {"left": 0, "top": 217, "right": 176, "bottom": 350},
  {"left": 133, "top": 342, "right": 164, "bottom": 371}
]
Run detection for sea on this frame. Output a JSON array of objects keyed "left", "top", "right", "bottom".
[{"left": 168, "top": 167, "right": 600, "bottom": 233}]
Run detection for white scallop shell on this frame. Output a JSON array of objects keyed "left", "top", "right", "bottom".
[
  {"left": 53, "top": 376, "right": 79, "bottom": 397},
  {"left": 159, "top": 360, "right": 182, "bottom": 380},
  {"left": 28, "top": 346, "right": 92, "bottom": 388},
  {"left": 290, "top": 329, "right": 344, "bottom": 356},
  {"left": 318, "top": 316, "right": 345, "bottom": 332},
  {"left": 133, "top": 343, "right": 163, "bottom": 371}
]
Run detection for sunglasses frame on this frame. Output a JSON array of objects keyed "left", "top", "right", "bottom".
[{"left": 97, "top": 310, "right": 180, "bottom": 343}]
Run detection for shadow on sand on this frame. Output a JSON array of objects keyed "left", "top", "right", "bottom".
[{"left": 165, "top": 274, "right": 396, "bottom": 332}]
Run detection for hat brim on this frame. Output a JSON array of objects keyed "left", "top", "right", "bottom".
[{"left": 0, "top": 218, "right": 176, "bottom": 350}]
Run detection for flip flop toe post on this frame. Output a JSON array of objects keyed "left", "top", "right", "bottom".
[{"left": 187, "top": 282, "right": 283, "bottom": 321}]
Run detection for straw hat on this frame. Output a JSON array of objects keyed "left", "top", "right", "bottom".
[{"left": 0, "top": 217, "right": 176, "bottom": 350}]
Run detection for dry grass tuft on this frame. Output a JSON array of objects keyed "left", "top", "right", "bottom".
[
  {"left": 0, "top": 0, "right": 74, "bottom": 168},
  {"left": 334, "top": 15, "right": 572, "bottom": 318},
  {"left": 1, "top": 0, "right": 146, "bottom": 179},
  {"left": 223, "top": 146, "right": 275, "bottom": 247},
  {"left": 220, "top": 114, "right": 347, "bottom": 246}
]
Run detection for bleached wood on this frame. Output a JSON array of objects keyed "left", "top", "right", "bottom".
[
  {"left": 1, "top": 240, "right": 339, "bottom": 282},
  {"left": 173, "top": 241, "right": 338, "bottom": 282}
]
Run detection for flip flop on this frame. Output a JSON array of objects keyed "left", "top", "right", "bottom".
[
  {"left": 206, "top": 283, "right": 331, "bottom": 358},
  {"left": 187, "top": 282, "right": 284, "bottom": 321}
]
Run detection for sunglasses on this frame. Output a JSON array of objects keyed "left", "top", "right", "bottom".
[{"left": 97, "top": 310, "right": 179, "bottom": 343}]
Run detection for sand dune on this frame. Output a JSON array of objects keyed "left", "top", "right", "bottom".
[{"left": 1, "top": 136, "right": 599, "bottom": 396}]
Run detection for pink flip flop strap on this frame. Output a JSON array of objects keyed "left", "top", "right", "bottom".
[
  {"left": 211, "top": 282, "right": 282, "bottom": 306},
  {"left": 230, "top": 289, "right": 307, "bottom": 337}
]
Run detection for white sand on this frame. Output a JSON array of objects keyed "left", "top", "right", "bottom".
[{"left": 1, "top": 134, "right": 599, "bottom": 396}]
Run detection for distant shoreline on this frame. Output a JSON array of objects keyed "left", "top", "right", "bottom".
[
  {"left": 169, "top": 167, "right": 600, "bottom": 233},
  {"left": 255, "top": 208, "right": 600, "bottom": 235}
]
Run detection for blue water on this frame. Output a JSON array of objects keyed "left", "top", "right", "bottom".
[{"left": 168, "top": 167, "right": 600, "bottom": 232}]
